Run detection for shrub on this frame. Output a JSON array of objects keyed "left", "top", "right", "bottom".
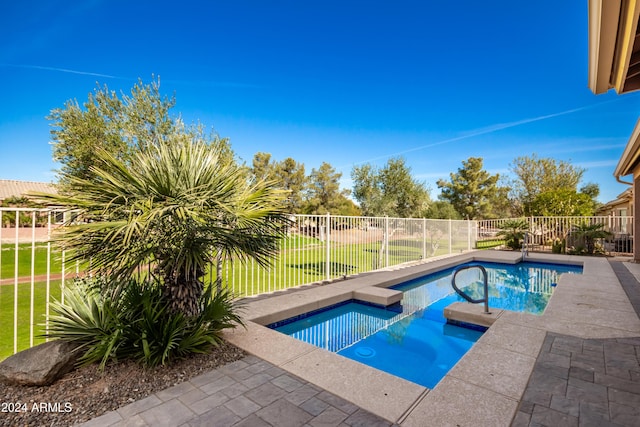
[
  {"left": 45, "top": 277, "right": 244, "bottom": 369},
  {"left": 570, "top": 223, "right": 611, "bottom": 255},
  {"left": 551, "top": 238, "right": 565, "bottom": 254},
  {"left": 496, "top": 219, "right": 529, "bottom": 250}
]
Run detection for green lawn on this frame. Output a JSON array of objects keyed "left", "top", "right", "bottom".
[
  {"left": 212, "top": 237, "right": 468, "bottom": 296},
  {"left": 476, "top": 238, "right": 505, "bottom": 249},
  {"left": 0, "top": 244, "right": 64, "bottom": 279},
  {"left": 0, "top": 233, "right": 471, "bottom": 359},
  {"left": 0, "top": 280, "right": 62, "bottom": 361}
]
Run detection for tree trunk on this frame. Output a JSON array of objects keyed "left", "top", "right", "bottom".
[
  {"left": 215, "top": 252, "right": 223, "bottom": 293},
  {"left": 165, "top": 274, "right": 204, "bottom": 317}
]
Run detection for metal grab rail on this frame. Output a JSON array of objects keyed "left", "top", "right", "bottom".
[
  {"left": 451, "top": 264, "right": 490, "bottom": 314},
  {"left": 522, "top": 231, "right": 530, "bottom": 261}
]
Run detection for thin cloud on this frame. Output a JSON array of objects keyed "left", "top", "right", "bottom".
[
  {"left": 349, "top": 99, "right": 628, "bottom": 167},
  {"left": 2, "top": 63, "right": 120, "bottom": 79},
  {"left": 575, "top": 159, "right": 619, "bottom": 169},
  {"left": 2, "top": 64, "right": 263, "bottom": 89}
]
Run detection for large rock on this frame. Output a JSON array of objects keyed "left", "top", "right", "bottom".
[{"left": 0, "top": 340, "right": 80, "bottom": 386}]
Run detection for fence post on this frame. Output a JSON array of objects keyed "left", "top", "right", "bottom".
[
  {"left": 384, "top": 216, "right": 390, "bottom": 267},
  {"left": 467, "top": 221, "right": 471, "bottom": 251},
  {"left": 30, "top": 211, "right": 36, "bottom": 348},
  {"left": 14, "top": 210, "right": 19, "bottom": 354},
  {"left": 325, "top": 213, "right": 331, "bottom": 281},
  {"left": 422, "top": 218, "right": 427, "bottom": 259},
  {"left": 449, "top": 219, "right": 452, "bottom": 254}
]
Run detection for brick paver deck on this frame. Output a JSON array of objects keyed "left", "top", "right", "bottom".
[
  {"left": 79, "top": 355, "right": 397, "bottom": 427},
  {"left": 512, "top": 260, "right": 640, "bottom": 427}
]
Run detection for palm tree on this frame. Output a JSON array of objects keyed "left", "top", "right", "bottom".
[
  {"left": 570, "top": 223, "right": 611, "bottom": 255},
  {"left": 37, "top": 134, "right": 289, "bottom": 316},
  {"left": 496, "top": 219, "right": 529, "bottom": 250}
]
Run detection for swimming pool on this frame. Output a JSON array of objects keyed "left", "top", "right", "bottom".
[{"left": 270, "top": 261, "right": 582, "bottom": 388}]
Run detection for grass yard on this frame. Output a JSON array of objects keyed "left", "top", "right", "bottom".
[
  {"left": 0, "top": 243, "right": 64, "bottom": 279},
  {"left": 213, "top": 236, "right": 469, "bottom": 297},
  {"left": 0, "top": 280, "right": 62, "bottom": 361},
  {"left": 476, "top": 238, "right": 505, "bottom": 249},
  {"left": 0, "top": 232, "right": 473, "bottom": 359}
]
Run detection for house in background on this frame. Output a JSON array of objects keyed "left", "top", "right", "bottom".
[
  {"left": 0, "top": 180, "right": 62, "bottom": 230},
  {"left": 588, "top": 0, "right": 640, "bottom": 261},
  {"left": 0, "top": 179, "right": 57, "bottom": 205},
  {"left": 596, "top": 187, "right": 633, "bottom": 218}
]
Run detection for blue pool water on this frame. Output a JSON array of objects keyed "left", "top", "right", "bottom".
[{"left": 270, "top": 261, "right": 582, "bottom": 388}]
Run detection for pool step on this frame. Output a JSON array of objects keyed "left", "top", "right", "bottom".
[
  {"left": 443, "top": 302, "right": 504, "bottom": 328},
  {"left": 353, "top": 286, "right": 403, "bottom": 307}
]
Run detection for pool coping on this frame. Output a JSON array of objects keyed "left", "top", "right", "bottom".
[{"left": 222, "top": 250, "right": 640, "bottom": 425}]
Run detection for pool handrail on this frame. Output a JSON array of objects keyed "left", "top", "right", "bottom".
[{"left": 451, "top": 264, "right": 490, "bottom": 314}]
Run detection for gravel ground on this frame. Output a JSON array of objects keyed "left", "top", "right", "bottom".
[{"left": 0, "top": 341, "right": 246, "bottom": 427}]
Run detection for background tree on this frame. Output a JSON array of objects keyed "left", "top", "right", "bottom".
[
  {"left": 486, "top": 179, "right": 518, "bottom": 218},
  {"left": 352, "top": 157, "right": 430, "bottom": 217},
  {"left": 274, "top": 157, "right": 307, "bottom": 213},
  {"left": 351, "top": 163, "right": 383, "bottom": 215},
  {"left": 249, "top": 153, "right": 307, "bottom": 213},
  {"left": 424, "top": 201, "right": 461, "bottom": 219},
  {"left": 529, "top": 189, "right": 596, "bottom": 216},
  {"left": 510, "top": 154, "right": 585, "bottom": 215},
  {"left": 304, "top": 162, "right": 354, "bottom": 214},
  {"left": 49, "top": 77, "right": 234, "bottom": 191},
  {"left": 437, "top": 157, "right": 499, "bottom": 220},
  {"left": 250, "top": 152, "right": 277, "bottom": 183},
  {"left": 580, "top": 182, "right": 602, "bottom": 213}
]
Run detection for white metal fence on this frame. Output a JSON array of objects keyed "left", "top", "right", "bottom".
[
  {"left": 0, "top": 209, "right": 476, "bottom": 359},
  {"left": 217, "top": 214, "right": 477, "bottom": 297},
  {"left": 2, "top": 209, "right": 633, "bottom": 359},
  {"left": 476, "top": 216, "right": 634, "bottom": 254}
]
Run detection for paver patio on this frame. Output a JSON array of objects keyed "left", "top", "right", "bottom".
[{"left": 79, "top": 251, "right": 640, "bottom": 426}]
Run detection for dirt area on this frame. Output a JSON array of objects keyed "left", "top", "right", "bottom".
[{"left": 0, "top": 341, "right": 246, "bottom": 427}]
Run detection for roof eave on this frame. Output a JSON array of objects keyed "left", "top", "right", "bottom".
[
  {"left": 615, "top": 116, "right": 640, "bottom": 178},
  {"left": 588, "top": 0, "right": 623, "bottom": 94}
]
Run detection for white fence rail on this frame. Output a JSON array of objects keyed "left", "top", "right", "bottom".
[
  {"left": 0, "top": 209, "right": 476, "bottom": 360},
  {"left": 477, "top": 216, "right": 634, "bottom": 254},
  {"left": 3, "top": 209, "right": 633, "bottom": 359},
  {"left": 216, "top": 214, "right": 476, "bottom": 297}
]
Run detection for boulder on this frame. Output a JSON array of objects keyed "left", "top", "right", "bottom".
[{"left": 0, "top": 340, "right": 80, "bottom": 386}]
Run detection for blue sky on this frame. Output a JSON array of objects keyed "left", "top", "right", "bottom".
[{"left": 2, "top": 0, "right": 640, "bottom": 204}]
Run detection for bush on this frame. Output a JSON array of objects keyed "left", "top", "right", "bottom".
[
  {"left": 45, "top": 277, "right": 244, "bottom": 369},
  {"left": 551, "top": 238, "right": 565, "bottom": 254},
  {"left": 496, "top": 219, "right": 529, "bottom": 250}
]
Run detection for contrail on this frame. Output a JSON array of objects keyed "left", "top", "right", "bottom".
[
  {"left": 2, "top": 63, "right": 120, "bottom": 79},
  {"left": 347, "top": 98, "right": 631, "bottom": 167},
  {"left": 3, "top": 64, "right": 262, "bottom": 88}
]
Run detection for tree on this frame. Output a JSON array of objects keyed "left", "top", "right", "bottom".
[
  {"left": 510, "top": 154, "right": 585, "bottom": 215},
  {"left": 37, "top": 135, "right": 289, "bottom": 317},
  {"left": 424, "top": 201, "right": 461, "bottom": 219},
  {"left": 49, "top": 77, "right": 235, "bottom": 191},
  {"left": 49, "top": 78, "right": 173, "bottom": 189},
  {"left": 580, "top": 182, "right": 602, "bottom": 213},
  {"left": 530, "top": 189, "right": 596, "bottom": 216},
  {"left": 351, "top": 163, "right": 383, "bottom": 215},
  {"left": 249, "top": 153, "right": 307, "bottom": 213},
  {"left": 304, "top": 162, "right": 352, "bottom": 214},
  {"left": 275, "top": 157, "right": 307, "bottom": 213},
  {"left": 437, "top": 157, "right": 499, "bottom": 220},
  {"left": 352, "top": 157, "right": 430, "bottom": 217},
  {"left": 250, "top": 152, "right": 277, "bottom": 183}
]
